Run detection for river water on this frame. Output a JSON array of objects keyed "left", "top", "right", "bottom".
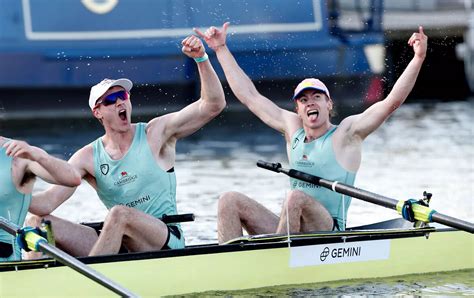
[{"left": 2, "top": 99, "right": 473, "bottom": 295}]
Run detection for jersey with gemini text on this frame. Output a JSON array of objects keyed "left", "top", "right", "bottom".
[
  {"left": 289, "top": 126, "right": 356, "bottom": 230},
  {"left": 0, "top": 140, "right": 31, "bottom": 261},
  {"left": 93, "top": 123, "right": 183, "bottom": 238}
]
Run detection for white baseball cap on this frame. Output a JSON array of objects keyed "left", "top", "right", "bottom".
[
  {"left": 293, "top": 78, "right": 330, "bottom": 100},
  {"left": 88, "top": 78, "right": 133, "bottom": 110}
]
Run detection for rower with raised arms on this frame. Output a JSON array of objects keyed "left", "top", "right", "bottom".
[
  {"left": 27, "top": 34, "right": 226, "bottom": 256},
  {"left": 195, "top": 23, "right": 428, "bottom": 243},
  {"left": 0, "top": 137, "right": 81, "bottom": 261}
]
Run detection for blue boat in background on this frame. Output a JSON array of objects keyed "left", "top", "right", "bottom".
[{"left": 0, "top": 0, "right": 385, "bottom": 119}]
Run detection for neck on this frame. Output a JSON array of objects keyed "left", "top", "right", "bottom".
[
  {"left": 102, "top": 124, "right": 135, "bottom": 152},
  {"left": 303, "top": 122, "right": 333, "bottom": 142}
]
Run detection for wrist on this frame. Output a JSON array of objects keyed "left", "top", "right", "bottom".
[
  {"left": 212, "top": 44, "right": 226, "bottom": 52},
  {"left": 194, "top": 53, "right": 209, "bottom": 63}
]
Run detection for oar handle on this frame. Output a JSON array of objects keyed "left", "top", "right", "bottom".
[
  {"left": 83, "top": 213, "right": 195, "bottom": 231},
  {"left": 257, "top": 160, "right": 283, "bottom": 173},
  {"left": 161, "top": 213, "right": 195, "bottom": 224}
]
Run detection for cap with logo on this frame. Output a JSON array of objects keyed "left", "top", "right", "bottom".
[
  {"left": 292, "top": 78, "right": 330, "bottom": 100},
  {"left": 88, "top": 78, "right": 133, "bottom": 110}
]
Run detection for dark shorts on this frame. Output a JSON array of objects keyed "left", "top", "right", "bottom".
[
  {"left": 0, "top": 241, "right": 21, "bottom": 261},
  {"left": 161, "top": 225, "right": 185, "bottom": 250},
  {"left": 0, "top": 241, "right": 13, "bottom": 258},
  {"left": 333, "top": 218, "right": 343, "bottom": 231}
]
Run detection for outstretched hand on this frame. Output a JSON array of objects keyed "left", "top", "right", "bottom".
[
  {"left": 194, "top": 22, "right": 230, "bottom": 51},
  {"left": 181, "top": 35, "right": 206, "bottom": 59},
  {"left": 408, "top": 26, "right": 428, "bottom": 59},
  {"left": 3, "top": 140, "right": 44, "bottom": 161}
]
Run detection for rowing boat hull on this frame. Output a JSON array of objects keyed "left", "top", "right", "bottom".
[{"left": 1, "top": 225, "right": 472, "bottom": 296}]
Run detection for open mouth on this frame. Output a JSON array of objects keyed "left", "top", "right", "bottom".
[
  {"left": 307, "top": 109, "right": 319, "bottom": 118},
  {"left": 118, "top": 109, "right": 127, "bottom": 121}
]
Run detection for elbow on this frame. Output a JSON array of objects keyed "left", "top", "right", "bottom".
[
  {"left": 64, "top": 170, "right": 82, "bottom": 187},
  {"left": 29, "top": 204, "right": 50, "bottom": 217},
  {"left": 71, "top": 173, "right": 82, "bottom": 187},
  {"left": 207, "top": 96, "right": 226, "bottom": 117},
  {"left": 70, "top": 176, "right": 82, "bottom": 187}
]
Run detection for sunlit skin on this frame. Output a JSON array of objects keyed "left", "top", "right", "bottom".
[
  {"left": 93, "top": 86, "right": 132, "bottom": 133},
  {"left": 198, "top": 22, "right": 428, "bottom": 243},
  {"left": 0, "top": 137, "right": 81, "bottom": 192},
  {"left": 295, "top": 90, "right": 333, "bottom": 141},
  {"left": 26, "top": 33, "right": 227, "bottom": 258}
]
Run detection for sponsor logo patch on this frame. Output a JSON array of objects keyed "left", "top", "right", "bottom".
[
  {"left": 290, "top": 239, "right": 391, "bottom": 267},
  {"left": 114, "top": 170, "right": 138, "bottom": 186},
  {"left": 100, "top": 164, "right": 109, "bottom": 175},
  {"left": 123, "top": 195, "right": 151, "bottom": 208}
]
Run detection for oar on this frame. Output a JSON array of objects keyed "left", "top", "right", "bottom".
[
  {"left": 0, "top": 217, "right": 137, "bottom": 297},
  {"left": 257, "top": 160, "right": 474, "bottom": 234}
]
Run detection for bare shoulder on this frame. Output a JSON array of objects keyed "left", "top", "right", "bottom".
[
  {"left": 75, "top": 142, "right": 94, "bottom": 158},
  {"left": 146, "top": 114, "right": 175, "bottom": 142},
  {"left": 336, "top": 114, "right": 361, "bottom": 133},
  {"left": 333, "top": 114, "right": 363, "bottom": 145},
  {"left": 69, "top": 143, "right": 95, "bottom": 175},
  {"left": 146, "top": 114, "right": 169, "bottom": 133}
]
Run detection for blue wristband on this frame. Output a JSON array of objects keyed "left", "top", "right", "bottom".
[{"left": 194, "top": 53, "right": 209, "bottom": 63}]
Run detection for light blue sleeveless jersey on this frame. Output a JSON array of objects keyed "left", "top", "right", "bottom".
[
  {"left": 289, "top": 127, "right": 356, "bottom": 230},
  {"left": 93, "top": 123, "right": 183, "bottom": 241},
  {"left": 0, "top": 141, "right": 31, "bottom": 261}
]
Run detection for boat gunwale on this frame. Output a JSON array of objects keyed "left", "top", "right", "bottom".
[{"left": 0, "top": 225, "right": 456, "bottom": 272}]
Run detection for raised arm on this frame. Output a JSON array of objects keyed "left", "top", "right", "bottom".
[
  {"left": 195, "top": 23, "right": 300, "bottom": 138},
  {"left": 150, "top": 34, "right": 226, "bottom": 140},
  {"left": 3, "top": 140, "right": 81, "bottom": 187},
  {"left": 347, "top": 26, "right": 428, "bottom": 140}
]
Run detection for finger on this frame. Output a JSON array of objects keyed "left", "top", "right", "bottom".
[
  {"left": 222, "top": 22, "right": 230, "bottom": 33},
  {"left": 193, "top": 27, "right": 206, "bottom": 39},
  {"left": 181, "top": 36, "right": 191, "bottom": 45},
  {"left": 189, "top": 38, "right": 199, "bottom": 49},
  {"left": 194, "top": 37, "right": 203, "bottom": 46},
  {"left": 5, "top": 142, "right": 19, "bottom": 154},
  {"left": 11, "top": 148, "right": 22, "bottom": 158},
  {"left": 193, "top": 37, "right": 203, "bottom": 46},
  {"left": 4, "top": 143, "right": 12, "bottom": 155},
  {"left": 9, "top": 145, "right": 20, "bottom": 157},
  {"left": 419, "top": 25, "right": 424, "bottom": 35},
  {"left": 182, "top": 45, "right": 191, "bottom": 52}
]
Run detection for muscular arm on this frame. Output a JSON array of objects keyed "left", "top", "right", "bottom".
[
  {"left": 195, "top": 23, "right": 300, "bottom": 139},
  {"left": 347, "top": 27, "right": 428, "bottom": 140},
  {"left": 149, "top": 35, "right": 226, "bottom": 141},
  {"left": 29, "top": 145, "right": 93, "bottom": 216},
  {"left": 3, "top": 140, "right": 81, "bottom": 187}
]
